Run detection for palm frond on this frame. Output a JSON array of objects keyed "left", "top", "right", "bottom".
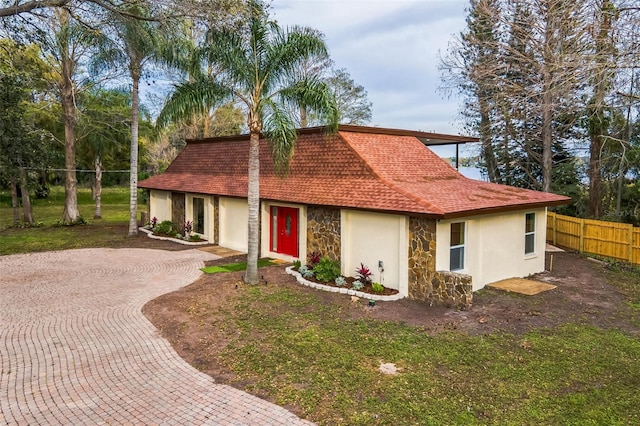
[
  {"left": 156, "top": 78, "right": 232, "bottom": 129},
  {"left": 279, "top": 76, "right": 339, "bottom": 132},
  {"left": 261, "top": 98, "right": 298, "bottom": 175}
]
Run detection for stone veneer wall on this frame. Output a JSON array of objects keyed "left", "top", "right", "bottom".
[
  {"left": 213, "top": 196, "right": 219, "bottom": 245},
  {"left": 171, "top": 192, "right": 185, "bottom": 228},
  {"left": 307, "top": 206, "right": 341, "bottom": 262},
  {"left": 408, "top": 216, "right": 473, "bottom": 310}
]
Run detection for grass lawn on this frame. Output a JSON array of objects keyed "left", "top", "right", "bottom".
[
  {"left": 0, "top": 186, "right": 141, "bottom": 255},
  {"left": 156, "top": 277, "right": 640, "bottom": 425},
  {"left": 201, "top": 258, "right": 279, "bottom": 274}
]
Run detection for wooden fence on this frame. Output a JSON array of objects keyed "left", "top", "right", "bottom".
[{"left": 546, "top": 212, "right": 640, "bottom": 265}]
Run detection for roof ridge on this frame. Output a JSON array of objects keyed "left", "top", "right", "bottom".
[{"left": 337, "top": 132, "right": 445, "bottom": 216}]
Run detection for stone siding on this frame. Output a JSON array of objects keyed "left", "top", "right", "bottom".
[
  {"left": 307, "top": 206, "right": 341, "bottom": 262},
  {"left": 171, "top": 192, "right": 185, "bottom": 228},
  {"left": 408, "top": 216, "right": 473, "bottom": 310},
  {"left": 213, "top": 196, "right": 219, "bottom": 245}
]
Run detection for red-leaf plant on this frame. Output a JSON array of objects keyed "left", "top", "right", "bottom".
[
  {"left": 308, "top": 251, "right": 321, "bottom": 268},
  {"left": 355, "top": 263, "right": 373, "bottom": 285}
]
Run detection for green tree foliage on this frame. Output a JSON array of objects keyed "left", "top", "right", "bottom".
[
  {"left": 158, "top": 1, "right": 338, "bottom": 284},
  {"left": 0, "top": 39, "right": 51, "bottom": 225},
  {"left": 440, "top": 0, "right": 640, "bottom": 224}
]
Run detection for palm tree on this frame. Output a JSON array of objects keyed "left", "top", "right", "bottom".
[
  {"left": 158, "top": 2, "right": 338, "bottom": 284},
  {"left": 94, "top": 1, "right": 163, "bottom": 235}
]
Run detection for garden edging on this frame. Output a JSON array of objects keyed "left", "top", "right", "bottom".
[
  {"left": 139, "top": 227, "right": 210, "bottom": 246},
  {"left": 285, "top": 266, "right": 405, "bottom": 301}
]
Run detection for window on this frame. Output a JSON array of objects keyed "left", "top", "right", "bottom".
[
  {"left": 193, "top": 197, "right": 204, "bottom": 234},
  {"left": 450, "top": 222, "right": 465, "bottom": 271},
  {"left": 525, "top": 213, "right": 535, "bottom": 254}
]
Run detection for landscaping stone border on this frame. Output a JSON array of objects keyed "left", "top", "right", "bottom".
[
  {"left": 139, "top": 227, "right": 210, "bottom": 246},
  {"left": 286, "top": 266, "right": 404, "bottom": 301}
]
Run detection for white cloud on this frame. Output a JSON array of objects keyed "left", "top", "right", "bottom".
[{"left": 272, "top": 0, "right": 470, "bottom": 135}]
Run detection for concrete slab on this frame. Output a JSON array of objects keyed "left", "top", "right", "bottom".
[{"left": 487, "top": 277, "right": 557, "bottom": 295}]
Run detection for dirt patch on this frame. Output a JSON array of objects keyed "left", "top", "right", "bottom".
[{"left": 143, "top": 251, "right": 640, "bottom": 392}]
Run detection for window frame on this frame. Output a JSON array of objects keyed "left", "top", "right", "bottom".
[
  {"left": 525, "top": 212, "right": 536, "bottom": 255},
  {"left": 192, "top": 197, "right": 205, "bottom": 235},
  {"left": 450, "top": 221, "right": 466, "bottom": 271}
]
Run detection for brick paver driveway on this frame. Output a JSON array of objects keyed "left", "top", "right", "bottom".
[{"left": 0, "top": 248, "right": 312, "bottom": 425}]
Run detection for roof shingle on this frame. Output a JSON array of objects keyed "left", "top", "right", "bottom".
[{"left": 139, "top": 127, "right": 570, "bottom": 218}]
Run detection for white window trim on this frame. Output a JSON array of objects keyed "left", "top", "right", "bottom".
[
  {"left": 450, "top": 222, "right": 466, "bottom": 272},
  {"left": 525, "top": 212, "right": 536, "bottom": 256}
]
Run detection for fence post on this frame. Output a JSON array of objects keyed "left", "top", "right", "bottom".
[
  {"left": 552, "top": 213, "right": 557, "bottom": 246},
  {"left": 579, "top": 219, "right": 585, "bottom": 253}
]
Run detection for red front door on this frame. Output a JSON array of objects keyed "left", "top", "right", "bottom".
[{"left": 270, "top": 206, "right": 299, "bottom": 257}]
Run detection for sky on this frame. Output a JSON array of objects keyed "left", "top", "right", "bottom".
[{"left": 270, "top": 0, "right": 470, "bottom": 137}]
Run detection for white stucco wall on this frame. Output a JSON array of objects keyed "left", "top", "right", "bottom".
[
  {"left": 436, "top": 208, "right": 548, "bottom": 291},
  {"left": 185, "top": 194, "right": 215, "bottom": 243},
  {"left": 219, "top": 197, "right": 248, "bottom": 252},
  {"left": 341, "top": 210, "right": 409, "bottom": 295},
  {"left": 261, "top": 202, "right": 307, "bottom": 263},
  {"left": 148, "top": 190, "right": 172, "bottom": 222}
]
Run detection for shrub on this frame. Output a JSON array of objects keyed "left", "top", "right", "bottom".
[
  {"left": 372, "top": 282, "right": 384, "bottom": 293},
  {"left": 150, "top": 216, "right": 158, "bottom": 228},
  {"left": 299, "top": 265, "right": 309, "bottom": 275},
  {"left": 308, "top": 251, "right": 321, "bottom": 268},
  {"left": 154, "top": 220, "right": 176, "bottom": 235},
  {"left": 355, "top": 263, "right": 373, "bottom": 285},
  {"left": 184, "top": 220, "right": 193, "bottom": 235},
  {"left": 314, "top": 257, "right": 341, "bottom": 282},
  {"left": 293, "top": 260, "right": 302, "bottom": 270},
  {"left": 303, "top": 268, "right": 315, "bottom": 279},
  {"left": 352, "top": 280, "right": 364, "bottom": 291},
  {"left": 335, "top": 276, "right": 347, "bottom": 286}
]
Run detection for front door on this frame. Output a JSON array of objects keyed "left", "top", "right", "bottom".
[{"left": 270, "top": 206, "right": 299, "bottom": 257}]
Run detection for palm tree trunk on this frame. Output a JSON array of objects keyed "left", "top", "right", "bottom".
[
  {"left": 245, "top": 130, "right": 260, "bottom": 284},
  {"left": 128, "top": 72, "right": 140, "bottom": 236},
  {"left": 94, "top": 154, "right": 102, "bottom": 219}
]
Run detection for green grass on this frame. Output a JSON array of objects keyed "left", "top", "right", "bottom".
[
  {"left": 201, "top": 258, "right": 278, "bottom": 274},
  {"left": 0, "top": 186, "right": 140, "bottom": 255},
  {"left": 216, "top": 286, "right": 640, "bottom": 425}
]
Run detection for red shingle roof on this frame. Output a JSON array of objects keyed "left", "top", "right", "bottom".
[{"left": 139, "top": 127, "right": 570, "bottom": 218}]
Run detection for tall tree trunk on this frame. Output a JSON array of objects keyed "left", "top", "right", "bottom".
[
  {"left": 245, "top": 127, "right": 261, "bottom": 284},
  {"left": 541, "top": 2, "right": 555, "bottom": 194},
  {"left": 94, "top": 154, "right": 103, "bottom": 219},
  {"left": 588, "top": 0, "right": 614, "bottom": 219},
  {"left": 19, "top": 167, "right": 34, "bottom": 225},
  {"left": 479, "top": 100, "right": 499, "bottom": 183},
  {"left": 60, "top": 10, "right": 79, "bottom": 223},
  {"left": 541, "top": 83, "right": 553, "bottom": 193},
  {"left": 10, "top": 177, "right": 20, "bottom": 225},
  {"left": 128, "top": 69, "right": 140, "bottom": 236}
]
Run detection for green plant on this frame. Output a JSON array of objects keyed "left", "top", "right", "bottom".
[
  {"left": 371, "top": 282, "right": 384, "bottom": 293},
  {"left": 298, "top": 265, "right": 309, "bottom": 275},
  {"left": 352, "top": 280, "right": 364, "bottom": 290},
  {"left": 53, "top": 216, "right": 87, "bottom": 227},
  {"left": 293, "top": 259, "right": 302, "bottom": 270},
  {"left": 313, "top": 257, "right": 341, "bottom": 282},
  {"left": 335, "top": 276, "right": 346, "bottom": 286},
  {"left": 154, "top": 220, "right": 176, "bottom": 235},
  {"left": 303, "top": 268, "right": 315, "bottom": 279}
]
